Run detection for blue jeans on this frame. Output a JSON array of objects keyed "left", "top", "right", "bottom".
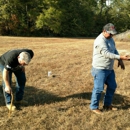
[
  {"left": 0, "top": 64, "right": 26, "bottom": 105},
  {"left": 90, "top": 67, "right": 117, "bottom": 110}
]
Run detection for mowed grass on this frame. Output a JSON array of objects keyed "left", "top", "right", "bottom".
[{"left": 0, "top": 36, "right": 130, "bottom": 130}]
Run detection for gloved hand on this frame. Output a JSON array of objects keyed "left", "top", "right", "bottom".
[{"left": 118, "top": 59, "right": 125, "bottom": 70}]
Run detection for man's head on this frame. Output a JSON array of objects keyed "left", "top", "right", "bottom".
[
  {"left": 103, "top": 23, "right": 117, "bottom": 39},
  {"left": 18, "top": 52, "right": 31, "bottom": 66}
]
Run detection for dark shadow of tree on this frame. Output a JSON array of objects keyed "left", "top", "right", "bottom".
[
  {"left": 100, "top": 92, "right": 130, "bottom": 110},
  {"left": 24, "top": 86, "right": 130, "bottom": 110},
  {"left": 0, "top": 85, "right": 130, "bottom": 110},
  {"left": 0, "top": 85, "right": 5, "bottom": 106}
]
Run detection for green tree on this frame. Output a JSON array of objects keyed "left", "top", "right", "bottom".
[
  {"left": 108, "top": 0, "right": 130, "bottom": 32},
  {"left": 0, "top": 0, "right": 43, "bottom": 36},
  {"left": 95, "top": 0, "right": 130, "bottom": 33},
  {"left": 1, "top": 0, "right": 129, "bottom": 36},
  {"left": 36, "top": 0, "right": 97, "bottom": 37}
]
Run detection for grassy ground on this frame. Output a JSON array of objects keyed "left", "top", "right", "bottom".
[{"left": 0, "top": 36, "right": 130, "bottom": 130}]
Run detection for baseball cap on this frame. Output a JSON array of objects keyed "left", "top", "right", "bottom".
[
  {"left": 103, "top": 23, "right": 117, "bottom": 35},
  {"left": 19, "top": 52, "right": 31, "bottom": 64}
]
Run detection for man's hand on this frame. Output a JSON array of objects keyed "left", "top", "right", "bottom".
[
  {"left": 5, "top": 87, "right": 12, "bottom": 94},
  {"left": 118, "top": 59, "right": 125, "bottom": 70},
  {"left": 120, "top": 55, "right": 130, "bottom": 60}
]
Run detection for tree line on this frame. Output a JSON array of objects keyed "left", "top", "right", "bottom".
[{"left": 0, "top": 0, "right": 130, "bottom": 37}]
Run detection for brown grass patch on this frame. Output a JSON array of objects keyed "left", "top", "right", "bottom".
[{"left": 0, "top": 36, "right": 130, "bottom": 130}]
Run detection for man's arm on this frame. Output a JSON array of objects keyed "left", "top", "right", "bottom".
[
  {"left": 96, "top": 42, "right": 130, "bottom": 60},
  {"left": 3, "top": 68, "right": 12, "bottom": 94},
  {"left": 117, "top": 55, "right": 130, "bottom": 70}
]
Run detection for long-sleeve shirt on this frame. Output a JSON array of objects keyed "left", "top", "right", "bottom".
[{"left": 92, "top": 33, "right": 120, "bottom": 70}]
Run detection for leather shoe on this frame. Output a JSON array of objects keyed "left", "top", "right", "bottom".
[
  {"left": 91, "top": 109, "right": 103, "bottom": 114},
  {"left": 103, "top": 105, "right": 118, "bottom": 111}
]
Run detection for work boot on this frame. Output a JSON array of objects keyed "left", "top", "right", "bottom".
[
  {"left": 6, "top": 104, "right": 16, "bottom": 111},
  {"left": 103, "top": 105, "right": 118, "bottom": 111},
  {"left": 15, "top": 100, "right": 28, "bottom": 105}
]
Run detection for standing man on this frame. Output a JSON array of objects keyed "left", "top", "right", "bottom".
[
  {"left": 90, "top": 23, "right": 130, "bottom": 114},
  {"left": 0, "top": 49, "right": 34, "bottom": 111}
]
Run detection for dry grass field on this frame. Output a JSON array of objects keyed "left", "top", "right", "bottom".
[{"left": 0, "top": 36, "right": 130, "bottom": 130}]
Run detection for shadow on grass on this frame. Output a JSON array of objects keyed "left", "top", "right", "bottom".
[
  {"left": 23, "top": 86, "right": 130, "bottom": 110},
  {"left": 0, "top": 85, "right": 5, "bottom": 106},
  {"left": 0, "top": 85, "right": 130, "bottom": 110},
  {"left": 112, "top": 94, "right": 130, "bottom": 109}
]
